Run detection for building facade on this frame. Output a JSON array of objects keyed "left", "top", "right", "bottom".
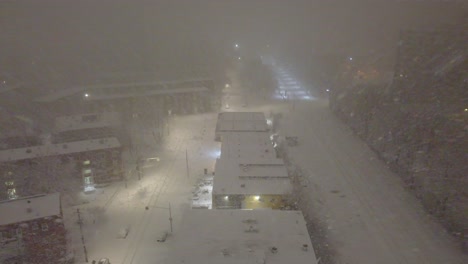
[{"left": 0, "top": 193, "right": 69, "bottom": 264}]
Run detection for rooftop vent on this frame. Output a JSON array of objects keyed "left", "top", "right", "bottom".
[
  {"left": 245, "top": 225, "right": 259, "bottom": 233},
  {"left": 270, "top": 247, "right": 278, "bottom": 254},
  {"left": 242, "top": 218, "right": 257, "bottom": 224},
  {"left": 221, "top": 248, "right": 230, "bottom": 257}
]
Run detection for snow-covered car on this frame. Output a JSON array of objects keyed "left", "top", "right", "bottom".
[
  {"left": 157, "top": 231, "right": 169, "bottom": 242},
  {"left": 97, "top": 258, "right": 110, "bottom": 264}
]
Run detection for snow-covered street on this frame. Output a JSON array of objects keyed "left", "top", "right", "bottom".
[
  {"left": 263, "top": 64, "right": 467, "bottom": 264},
  {"left": 280, "top": 100, "right": 467, "bottom": 264},
  {"left": 64, "top": 113, "right": 219, "bottom": 264}
]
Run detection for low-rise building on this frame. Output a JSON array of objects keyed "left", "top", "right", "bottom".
[
  {"left": 215, "top": 112, "right": 269, "bottom": 141},
  {"left": 220, "top": 132, "right": 276, "bottom": 160},
  {"left": 0, "top": 136, "right": 122, "bottom": 198},
  {"left": 167, "top": 209, "right": 318, "bottom": 264},
  {"left": 213, "top": 157, "right": 292, "bottom": 209},
  {"left": 54, "top": 112, "right": 121, "bottom": 133},
  {"left": 0, "top": 193, "right": 69, "bottom": 264}
]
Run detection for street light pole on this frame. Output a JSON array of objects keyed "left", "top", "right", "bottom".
[
  {"left": 185, "top": 149, "right": 190, "bottom": 178},
  {"left": 169, "top": 203, "right": 173, "bottom": 233},
  {"left": 145, "top": 203, "right": 173, "bottom": 233}
]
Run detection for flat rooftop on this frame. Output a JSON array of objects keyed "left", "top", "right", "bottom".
[
  {"left": 216, "top": 112, "right": 268, "bottom": 133},
  {"left": 167, "top": 209, "right": 317, "bottom": 264},
  {"left": 0, "top": 137, "right": 120, "bottom": 162},
  {"left": 213, "top": 158, "right": 291, "bottom": 195},
  {"left": 0, "top": 193, "right": 61, "bottom": 226},
  {"left": 220, "top": 132, "right": 276, "bottom": 160},
  {"left": 34, "top": 78, "right": 214, "bottom": 103}
]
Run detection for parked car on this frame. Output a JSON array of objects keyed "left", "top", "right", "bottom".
[{"left": 97, "top": 258, "right": 110, "bottom": 264}]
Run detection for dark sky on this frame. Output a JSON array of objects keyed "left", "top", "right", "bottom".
[{"left": 0, "top": 0, "right": 465, "bottom": 85}]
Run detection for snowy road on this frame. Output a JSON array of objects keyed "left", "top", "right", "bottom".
[
  {"left": 222, "top": 61, "right": 467, "bottom": 263},
  {"left": 280, "top": 100, "right": 467, "bottom": 264}
]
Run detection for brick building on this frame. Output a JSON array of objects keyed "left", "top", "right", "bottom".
[{"left": 0, "top": 193, "right": 69, "bottom": 264}]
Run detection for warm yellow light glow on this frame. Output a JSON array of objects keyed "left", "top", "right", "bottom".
[{"left": 254, "top": 196, "right": 260, "bottom": 201}]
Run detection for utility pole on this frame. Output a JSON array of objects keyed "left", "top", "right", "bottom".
[
  {"left": 185, "top": 149, "right": 190, "bottom": 178},
  {"left": 136, "top": 158, "right": 141, "bottom": 181},
  {"left": 169, "top": 203, "right": 173, "bottom": 233},
  {"left": 145, "top": 203, "right": 173, "bottom": 233},
  {"left": 77, "top": 209, "right": 88, "bottom": 263}
]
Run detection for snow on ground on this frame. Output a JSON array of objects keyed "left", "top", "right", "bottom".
[
  {"left": 61, "top": 62, "right": 467, "bottom": 264},
  {"left": 64, "top": 112, "right": 219, "bottom": 264},
  {"left": 280, "top": 100, "right": 468, "bottom": 264},
  {"left": 265, "top": 64, "right": 468, "bottom": 264}
]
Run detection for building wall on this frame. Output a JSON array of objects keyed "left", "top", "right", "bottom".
[
  {"left": 213, "top": 194, "right": 290, "bottom": 210},
  {"left": 243, "top": 195, "right": 288, "bottom": 210},
  {"left": 0, "top": 147, "right": 123, "bottom": 200},
  {"left": 0, "top": 216, "right": 67, "bottom": 264}
]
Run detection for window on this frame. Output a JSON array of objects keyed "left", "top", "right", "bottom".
[
  {"left": 31, "top": 222, "right": 39, "bottom": 231},
  {"left": 41, "top": 223, "right": 49, "bottom": 232},
  {"left": 7, "top": 187, "right": 18, "bottom": 200},
  {"left": 82, "top": 114, "right": 98, "bottom": 122},
  {"left": 5, "top": 180, "right": 14, "bottom": 187},
  {"left": 16, "top": 228, "right": 22, "bottom": 237},
  {"left": 83, "top": 160, "right": 91, "bottom": 165},
  {"left": 84, "top": 176, "right": 94, "bottom": 185}
]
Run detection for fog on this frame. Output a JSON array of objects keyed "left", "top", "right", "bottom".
[
  {"left": 1, "top": 1, "right": 467, "bottom": 263},
  {"left": 1, "top": 0, "right": 464, "bottom": 88}
]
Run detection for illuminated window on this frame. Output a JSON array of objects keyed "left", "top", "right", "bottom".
[
  {"left": 83, "top": 169, "right": 92, "bottom": 175},
  {"left": 83, "top": 160, "right": 91, "bottom": 165},
  {"left": 7, "top": 188, "right": 17, "bottom": 199},
  {"left": 84, "top": 176, "right": 94, "bottom": 185},
  {"left": 5, "top": 180, "right": 14, "bottom": 187}
]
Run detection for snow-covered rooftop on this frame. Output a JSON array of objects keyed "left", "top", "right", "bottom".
[
  {"left": 34, "top": 78, "right": 213, "bottom": 103},
  {"left": 220, "top": 132, "right": 276, "bottom": 160},
  {"left": 55, "top": 112, "right": 120, "bottom": 132},
  {"left": 0, "top": 137, "right": 120, "bottom": 162},
  {"left": 216, "top": 112, "right": 268, "bottom": 133},
  {"left": 213, "top": 158, "right": 291, "bottom": 195},
  {"left": 0, "top": 193, "right": 61, "bottom": 226},
  {"left": 167, "top": 209, "right": 317, "bottom": 264}
]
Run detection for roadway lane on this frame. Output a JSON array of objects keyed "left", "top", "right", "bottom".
[{"left": 228, "top": 60, "right": 467, "bottom": 263}]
